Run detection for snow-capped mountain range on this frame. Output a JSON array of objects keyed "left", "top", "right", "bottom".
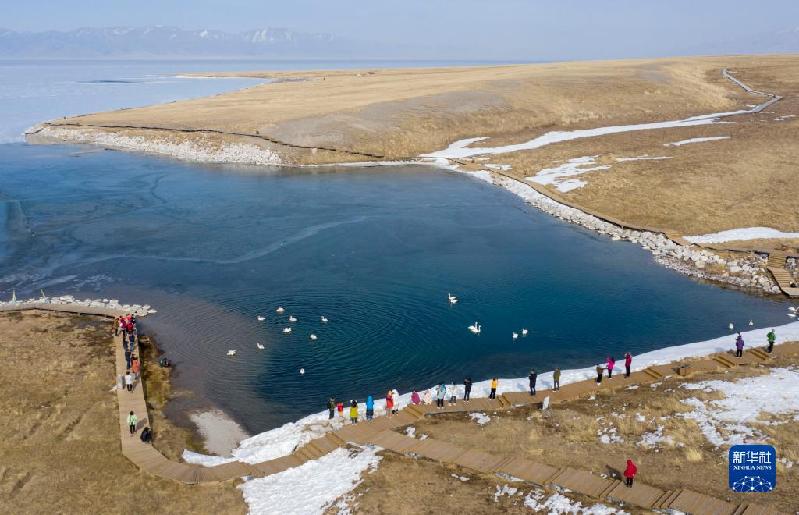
[{"left": 0, "top": 26, "right": 360, "bottom": 58}]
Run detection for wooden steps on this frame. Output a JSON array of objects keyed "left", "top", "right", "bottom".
[
  {"left": 642, "top": 367, "right": 664, "bottom": 380},
  {"left": 653, "top": 489, "right": 682, "bottom": 509},
  {"left": 768, "top": 266, "right": 799, "bottom": 298},
  {"left": 668, "top": 489, "right": 738, "bottom": 515},
  {"left": 712, "top": 354, "right": 737, "bottom": 368},
  {"left": 749, "top": 347, "right": 770, "bottom": 361},
  {"left": 606, "top": 481, "right": 664, "bottom": 508},
  {"left": 767, "top": 250, "right": 789, "bottom": 267}
]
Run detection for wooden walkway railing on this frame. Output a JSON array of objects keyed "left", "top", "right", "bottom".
[{"left": 3, "top": 305, "right": 790, "bottom": 514}]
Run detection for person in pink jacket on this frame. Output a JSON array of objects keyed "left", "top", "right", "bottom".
[
  {"left": 624, "top": 352, "right": 632, "bottom": 378},
  {"left": 606, "top": 356, "right": 616, "bottom": 379}
]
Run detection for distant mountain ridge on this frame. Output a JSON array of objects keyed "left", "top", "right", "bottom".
[{"left": 0, "top": 26, "right": 362, "bottom": 58}]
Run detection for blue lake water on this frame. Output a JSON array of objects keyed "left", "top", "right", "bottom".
[
  {"left": 0, "top": 143, "right": 790, "bottom": 433},
  {"left": 0, "top": 60, "right": 791, "bottom": 434}
]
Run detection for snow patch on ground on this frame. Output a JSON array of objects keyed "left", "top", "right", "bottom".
[
  {"left": 685, "top": 227, "right": 799, "bottom": 244},
  {"left": 638, "top": 425, "right": 674, "bottom": 449},
  {"left": 615, "top": 155, "right": 672, "bottom": 162},
  {"left": 238, "top": 446, "right": 380, "bottom": 515},
  {"left": 463, "top": 170, "right": 494, "bottom": 184},
  {"left": 664, "top": 136, "right": 730, "bottom": 147},
  {"left": 189, "top": 409, "right": 250, "bottom": 455},
  {"left": 775, "top": 114, "right": 796, "bottom": 121},
  {"left": 494, "top": 484, "right": 520, "bottom": 502},
  {"left": 681, "top": 367, "right": 799, "bottom": 447},
  {"left": 527, "top": 156, "right": 611, "bottom": 192},
  {"left": 524, "top": 488, "right": 627, "bottom": 514},
  {"left": 470, "top": 412, "right": 491, "bottom": 426}
]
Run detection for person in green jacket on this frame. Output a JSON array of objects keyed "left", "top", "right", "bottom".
[
  {"left": 553, "top": 368, "right": 561, "bottom": 391},
  {"left": 767, "top": 329, "right": 776, "bottom": 353},
  {"left": 128, "top": 411, "right": 138, "bottom": 436}
]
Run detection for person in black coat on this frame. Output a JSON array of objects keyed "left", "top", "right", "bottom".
[{"left": 528, "top": 370, "right": 537, "bottom": 396}]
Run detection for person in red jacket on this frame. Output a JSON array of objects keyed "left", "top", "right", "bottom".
[
  {"left": 624, "top": 352, "right": 632, "bottom": 378},
  {"left": 606, "top": 356, "right": 616, "bottom": 379},
  {"left": 624, "top": 459, "right": 637, "bottom": 487},
  {"left": 385, "top": 390, "right": 394, "bottom": 417}
]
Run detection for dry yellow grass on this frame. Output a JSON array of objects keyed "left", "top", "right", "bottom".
[{"left": 0, "top": 311, "right": 245, "bottom": 514}]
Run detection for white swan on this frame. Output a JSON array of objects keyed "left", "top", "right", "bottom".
[
  {"left": 299, "top": 368, "right": 305, "bottom": 375},
  {"left": 256, "top": 342, "right": 265, "bottom": 350},
  {"left": 288, "top": 315, "right": 298, "bottom": 323},
  {"left": 729, "top": 322, "right": 734, "bottom": 331},
  {"left": 282, "top": 327, "right": 292, "bottom": 334},
  {"left": 276, "top": 306, "right": 285, "bottom": 314},
  {"left": 513, "top": 332, "right": 519, "bottom": 340},
  {"left": 321, "top": 316, "right": 329, "bottom": 323},
  {"left": 226, "top": 350, "right": 237, "bottom": 356},
  {"left": 448, "top": 293, "right": 458, "bottom": 305},
  {"left": 256, "top": 316, "right": 265, "bottom": 322},
  {"left": 748, "top": 320, "right": 754, "bottom": 326},
  {"left": 789, "top": 306, "right": 797, "bottom": 312},
  {"left": 789, "top": 313, "right": 797, "bottom": 318},
  {"left": 467, "top": 322, "right": 481, "bottom": 334},
  {"left": 522, "top": 328, "right": 528, "bottom": 337},
  {"left": 310, "top": 334, "right": 318, "bottom": 341}
]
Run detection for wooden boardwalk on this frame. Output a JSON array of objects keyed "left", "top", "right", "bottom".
[{"left": 3, "top": 306, "right": 791, "bottom": 513}]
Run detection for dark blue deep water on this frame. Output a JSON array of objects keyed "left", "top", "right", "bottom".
[{"left": 0, "top": 143, "right": 789, "bottom": 432}]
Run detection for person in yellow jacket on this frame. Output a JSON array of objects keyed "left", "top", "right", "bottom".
[
  {"left": 349, "top": 400, "right": 358, "bottom": 424},
  {"left": 489, "top": 377, "right": 498, "bottom": 399}
]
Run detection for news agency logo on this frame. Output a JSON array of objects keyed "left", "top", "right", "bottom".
[{"left": 729, "top": 445, "right": 776, "bottom": 493}]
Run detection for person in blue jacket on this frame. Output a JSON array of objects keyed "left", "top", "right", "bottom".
[{"left": 366, "top": 395, "right": 375, "bottom": 420}]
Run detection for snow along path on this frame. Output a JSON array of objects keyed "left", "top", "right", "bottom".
[
  {"left": 238, "top": 446, "right": 380, "bottom": 515},
  {"left": 527, "top": 155, "right": 611, "bottom": 192},
  {"left": 664, "top": 136, "right": 730, "bottom": 147},
  {"left": 183, "top": 321, "right": 799, "bottom": 467},
  {"left": 681, "top": 367, "right": 799, "bottom": 447},
  {"left": 421, "top": 69, "right": 779, "bottom": 160},
  {"left": 685, "top": 227, "right": 799, "bottom": 244}
]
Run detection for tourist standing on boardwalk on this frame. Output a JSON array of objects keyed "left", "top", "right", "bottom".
[
  {"left": 127, "top": 411, "right": 137, "bottom": 436},
  {"left": 624, "top": 353, "right": 632, "bottom": 378},
  {"left": 767, "top": 329, "right": 776, "bottom": 353},
  {"left": 606, "top": 356, "right": 616, "bottom": 378},
  {"left": 423, "top": 389, "right": 432, "bottom": 405},
  {"left": 735, "top": 332, "right": 744, "bottom": 357},
  {"left": 131, "top": 355, "right": 140, "bottom": 380},
  {"left": 596, "top": 365, "right": 604, "bottom": 384},
  {"left": 463, "top": 377, "right": 473, "bottom": 402},
  {"left": 553, "top": 368, "right": 561, "bottom": 391},
  {"left": 489, "top": 377, "right": 498, "bottom": 399},
  {"left": 366, "top": 395, "right": 375, "bottom": 420},
  {"left": 385, "top": 390, "right": 394, "bottom": 416},
  {"left": 337, "top": 401, "right": 344, "bottom": 418},
  {"left": 448, "top": 382, "right": 458, "bottom": 406},
  {"left": 411, "top": 390, "right": 421, "bottom": 405},
  {"left": 391, "top": 388, "right": 400, "bottom": 414},
  {"left": 124, "top": 370, "right": 134, "bottom": 392},
  {"left": 124, "top": 348, "right": 132, "bottom": 369},
  {"left": 436, "top": 383, "right": 446, "bottom": 408},
  {"left": 624, "top": 459, "right": 637, "bottom": 487},
  {"left": 528, "top": 370, "right": 537, "bottom": 396},
  {"left": 327, "top": 397, "right": 336, "bottom": 419},
  {"left": 349, "top": 400, "right": 358, "bottom": 423}
]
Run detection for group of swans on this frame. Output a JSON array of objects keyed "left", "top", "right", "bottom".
[
  {"left": 789, "top": 306, "right": 797, "bottom": 318},
  {"left": 457, "top": 294, "right": 528, "bottom": 339},
  {"left": 729, "top": 320, "right": 756, "bottom": 331},
  {"left": 229, "top": 306, "right": 329, "bottom": 357}
]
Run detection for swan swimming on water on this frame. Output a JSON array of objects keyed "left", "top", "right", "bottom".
[
  {"left": 321, "top": 316, "right": 329, "bottom": 323},
  {"left": 749, "top": 320, "right": 754, "bottom": 326},
  {"left": 256, "top": 316, "right": 265, "bottom": 321},
  {"left": 226, "top": 350, "right": 237, "bottom": 356},
  {"left": 522, "top": 328, "right": 528, "bottom": 337},
  {"left": 276, "top": 306, "right": 285, "bottom": 314},
  {"left": 468, "top": 322, "right": 481, "bottom": 334},
  {"left": 288, "top": 315, "right": 298, "bottom": 323},
  {"left": 256, "top": 342, "right": 265, "bottom": 350},
  {"left": 729, "top": 322, "right": 734, "bottom": 331},
  {"left": 512, "top": 332, "right": 519, "bottom": 340},
  {"left": 299, "top": 368, "right": 305, "bottom": 375},
  {"left": 310, "top": 334, "right": 318, "bottom": 341},
  {"left": 283, "top": 327, "right": 292, "bottom": 334},
  {"left": 448, "top": 293, "right": 458, "bottom": 305}
]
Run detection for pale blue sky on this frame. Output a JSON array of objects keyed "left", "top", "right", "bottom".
[{"left": 4, "top": 0, "right": 799, "bottom": 59}]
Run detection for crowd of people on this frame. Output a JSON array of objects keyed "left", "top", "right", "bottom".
[{"left": 115, "top": 314, "right": 153, "bottom": 444}]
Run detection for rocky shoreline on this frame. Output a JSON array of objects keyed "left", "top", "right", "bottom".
[
  {"left": 467, "top": 170, "right": 779, "bottom": 295},
  {"left": 0, "top": 294, "right": 157, "bottom": 316}
]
